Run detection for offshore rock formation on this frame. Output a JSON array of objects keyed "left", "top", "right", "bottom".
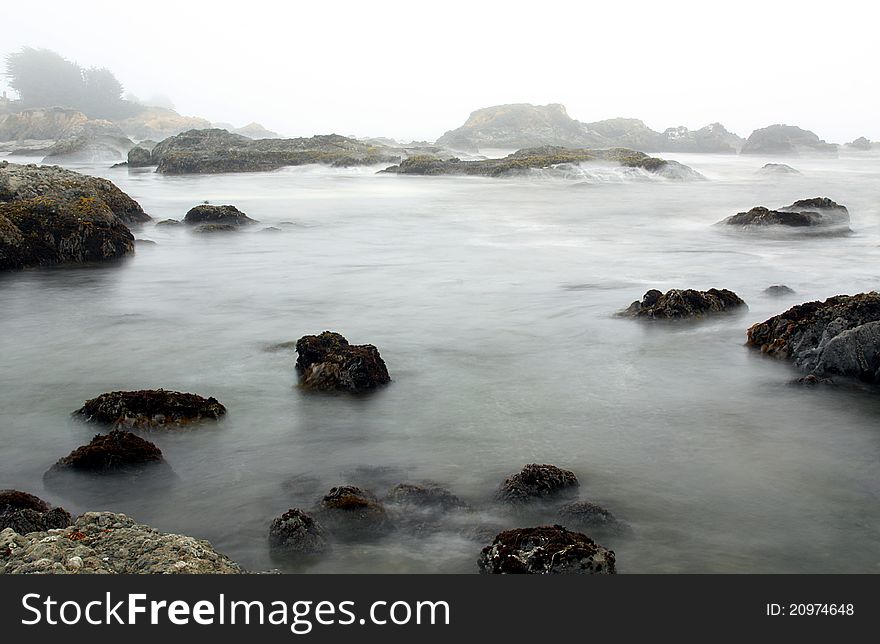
[
  {"left": 746, "top": 292, "right": 880, "bottom": 383},
  {"left": 48, "top": 430, "right": 164, "bottom": 473},
  {"left": 184, "top": 204, "right": 256, "bottom": 226},
  {"left": 497, "top": 464, "right": 579, "bottom": 503},
  {"left": 741, "top": 125, "right": 838, "bottom": 156},
  {"left": 295, "top": 331, "right": 391, "bottom": 392},
  {"left": 721, "top": 197, "right": 850, "bottom": 234},
  {"left": 0, "top": 107, "right": 90, "bottom": 142},
  {"left": 127, "top": 145, "right": 154, "bottom": 167},
  {"left": 845, "top": 136, "right": 873, "bottom": 151},
  {"left": 385, "top": 483, "right": 467, "bottom": 511},
  {"left": 268, "top": 508, "right": 329, "bottom": 557},
  {"left": 478, "top": 525, "right": 616, "bottom": 574},
  {"left": 0, "top": 490, "right": 72, "bottom": 535},
  {"left": 381, "top": 146, "right": 702, "bottom": 179},
  {"left": 42, "top": 120, "right": 134, "bottom": 163},
  {"left": 114, "top": 106, "right": 212, "bottom": 141},
  {"left": 759, "top": 163, "right": 801, "bottom": 175},
  {"left": 151, "top": 128, "right": 401, "bottom": 174},
  {"left": 558, "top": 501, "right": 625, "bottom": 533},
  {"left": 74, "top": 389, "right": 227, "bottom": 429},
  {"left": 0, "top": 512, "right": 242, "bottom": 574},
  {"left": 621, "top": 288, "right": 746, "bottom": 320},
  {"left": 314, "top": 486, "right": 392, "bottom": 540},
  {"left": 232, "top": 122, "right": 280, "bottom": 139}
]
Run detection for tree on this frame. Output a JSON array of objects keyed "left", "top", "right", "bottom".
[{"left": 5, "top": 47, "right": 84, "bottom": 108}]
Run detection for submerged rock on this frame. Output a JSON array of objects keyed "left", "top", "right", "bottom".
[
  {"left": 621, "top": 288, "right": 746, "bottom": 320},
  {"left": 478, "top": 525, "right": 616, "bottom": 574},
  {"left": 315, "top": 486, "right": 392, "bottom": 540},
  {"left": 295, "top": 331, "right": 391, "bottom": 392},
  {"left": 747, "top": 292, "right": 880, "bottom": 383},
  {"left": 764, "top": 285, "right": 795, "bottom": 297},
  {"left": 184, "top": 204, "right": 256, "bottom": 226},
  {"left": 74, "top": 389, "right": 226, "bottom": 428},
  {"left": 385, "top": 483, "right": 467, "bottom": 511},
  {"left": 0, "top": 490, "right": 72, "bottom": 534},
  {"left": 759, "top": 163, "right": 801, "bottom": 175},
  {"left": 558, "top": 501, "right": 625, "bottom": 532},
  {"left": 721, "top": 197, "right": 850, "bottom": 234},
  {"left": 497, "top": 464, "right": 579, "bottom": 503},
  {"left": 741, "top": 124, "right": 838, "bottom": 156},
  {"left": 268, "top": 508, "right": 329, "bottom": 557},
  {"left": 156, "top": 218, "right": 181, "bottom": 226},
  {"left": 0, "top": 511, "right": 242, "bottom": 574},
  {"left": 48, "top": 430, "right": 164, "bottom": 473},
  {"left": 127, "top": 145, "right": 154, "bottom": 167}
]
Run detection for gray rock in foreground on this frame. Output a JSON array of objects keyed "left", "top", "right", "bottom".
[{"left": 0, "top": 512, "right": 242, "bottom": 574}]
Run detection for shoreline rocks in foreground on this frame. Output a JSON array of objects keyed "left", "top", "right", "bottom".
[
  {"left": 74, "top": 389, "right": 227, "bottom": 428},
  {"left": 720, "top": 197, "right": 850, "bottom": 234},
  {"left": 0, "top": 511, "right": 242, "bottom": 574},
  {"left": 621, "top": 288, "right": 747, "bottom": 320},
  {"left": 747, "top": 292, "right": 880, "bottom": 383},
  {"left": 295, "top": 331, "right": 391, "bottom": 392},
  {"left": 478, "top": 525, "right": 616, "bottom": 574},
  {"left": 47, "top": 430, "right": 164, "bottom": 473},
  {"left": 0, "top": 490, "right": 72, "bottom": 535}
]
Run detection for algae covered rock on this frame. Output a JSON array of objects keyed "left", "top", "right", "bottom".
[
  {"left": 295, "top": 331, "right": 391, "bottom": 392},
  {"left": 497, "top": 464, "right": 579, "bottom": 503},
  {"left": 74, "top": 389, "right": 226, "bottom": 428},
  {"left": 721, "top": 197, "right": 850, "bottom": 234},
  {"left": 48, "top": 430, "right": 164, "bottom": 473},
  {"left": 315, "top": 485, "right": 392, "bottom": 540},
  {"left": 478, "top": 525, "right": 616, "bottom": 574},
  {"left": 0, "top": 490, "right": 72, "bottom": 534},
  {"left": 268, "top": 508, "right": 329, "bottom": 557},
  {"left": 184, "top": 204, "right": 256, "bottom": 226},
  {"left": 621, "top": 288, "right": 746, "bottom": 320}
]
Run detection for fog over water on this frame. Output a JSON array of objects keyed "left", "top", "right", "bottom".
[{"left": 1, "top": 151, "right": 879, "bottom": 572}]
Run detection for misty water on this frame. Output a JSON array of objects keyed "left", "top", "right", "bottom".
[{"left": 2, "top": 152, "right": 879, "bottom": 573}]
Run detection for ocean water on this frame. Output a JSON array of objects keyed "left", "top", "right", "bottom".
[{"left": 1, "top": 151, "right": 879, "bottom": 573}]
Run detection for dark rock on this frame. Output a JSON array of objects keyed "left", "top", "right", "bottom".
[
  {"left": 764, "top": 285, "right": 795, "bottom": 296},
  {"left": 48, "top": 430, "right": 164, "bottom": 473},
  {"left": 385, "top": 483, "right": 467, "bottom": 511},
  {"left": 621, "top": 288, "right": 746, "bottom": 320},
  {"left": 558, "top": 501, "right": 624, "bottom": 532},
  {"left": 268, "top": 508, "right": 329, "bottom": 556},
  {"left": 192, "top": 223, "right": 239, "bottom": 234},
  {"left": 0, "top": 490, "right": 49, "bottom": 513},
  {"left": 747, "top": 292, "right": 880, "bottom": 383},
  {"left": 846, "top": 136, "right": 872, "bottom": 151},
  {"left": 74, "top": 389, "right": 226, "bottom": 429},
  {"left": 184, "top": 204, "right": 256, "bottom": 226},
  {"left": 127, "top": 146, "right": 153, "bottom": 167},
  {"left": 0, "top": 490, "right": 71, "bottom": 533},
  {"left": 759, "top": 163, "right": 801, "bottom": 175},
  {"left": 151, "top": 128, "right": 401, "bottom": 174},
  {"left": 295, "top": 331, "right": 391, "bottom": 393},
  {"left": 315, "top": 486, "right": 392, "bottom": 540},
  {"left": 0, "top": 160, "right": 149, "bottom": 225},
  {"left": 497, "top": 464, "right": 579, "bottom": 503},
  {"left": 42, "top": 120, "right": 134, "bottom": 163},
  {"left": 134, "top": 238, "right": 156, "bottom": 245},
  {"left": 791, "top": 374, "right": 834, "bottom": 386},
  {"left": 478, "top": 525, "right": 616, "bottom": 574},
  {"left": 155, "top": 218, "right": 181, "bottom": 226},
  {"left": 721, "top": 197, "right": 850, "bottom": 234},
  {"left": 741, "top": 124, "right": 838, "bottom": 156}
]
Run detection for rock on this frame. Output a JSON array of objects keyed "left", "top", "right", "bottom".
[
  {"left": 0, "top": 107, "right": 89, "bottom": 142},
  {"left": 0, "top": 490, "right": 72, "bottom": 534},
  {"left": 621, "top": 288, "right": 746, "bottom": 320},
  {"left": 0, "top": 160, "right": 149, "bottom": 224},
  {"left": 42, "top": 120, "right": 134, "bottom": 163},
  {"left": 127, "top": 145, "right": 153, "bottom": 167},
  {"left": 232, "top": 122, "right": 280, "bottom": 139},
  {"left": 295, "top": 331, "right": 391, "bottom": 392},
  {"left": 721, "top": 197, "right": 850, "bottom": 234},
  {"left": 0, "top": 511, "right": 242, "bottom": 574},
  {"left": 156, "top": 218, "right": 181, "bottom": 226},
  {"left": 0, "top": 194, "right": 134, "bottom": 271},
  {"left": 73, "top": 389, "right": 226, "bottom": 428},
  {"left": 558, "top": 501, "right": 624, "bottom": 532},
  {"left": 134, "top": 238, "right": 156, "bottom": 245},
  {"left": 746, "top": 292, "right": 880, "bottom": 383},
  {"left": 653, "top": 122, "right": 744, "bottom": 154},
  {"left": 48, "top": 430, "right": 164, "bottom": 473},
  {"left": 497, "top": 464, "right": 579, "bottom": 503},
  {"left": 260, "top": 226, "right": 281, "bottom": 233},
  {"left": 759, "top": 163, "right": 801, "bottom": 175},
  {"left": 791, "top": 374, "right": 834, "bottom": 386},
  {"left": 193, "top": 223, "right": 240, "bottom": 234},
  {"left": 741, "top": 124, "right": 838, "bottom": 156},
  {"left": 315, "top": 486, "right": 392, "bottom": 540},
  {"left": 268, "top": 508, "right": 329, "bottom": 557},
  {"left": 846, "top": 136, "right": 872, "bottom": 151},
  {"left": 114, "top": 106, "right": 212, "bottom": 141},
  {"left": 764, "top": 285, "right": 795, "bottom": 296},
  {"left": 381, "top": 146, "right": 699, "bottom": 179},
  {"left": 477, "top": 525, "right": 616, "bottom": 574},
  {"left": 151, "top": 128, "right": 401, "bottom": 174},
  {"left": 385, "top": 483, "right": 467, "bottom": 511},
  {"left": 184, "top": 204, "right": 256, "bottom": 226}
]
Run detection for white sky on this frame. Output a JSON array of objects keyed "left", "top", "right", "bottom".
[{"left": 2, "top": 0, "right": 877, "bottom": 142}]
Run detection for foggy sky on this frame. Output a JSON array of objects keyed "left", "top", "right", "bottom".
[{"left": 2, "top": 0, "right": 877, "bottom": 143}]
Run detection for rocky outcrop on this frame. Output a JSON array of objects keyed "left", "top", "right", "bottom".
[
  {"left": 497, "top": 464, "right": 579, "bottom": 503},
  {"left": 184, "top": 204, "right": 256, "bottom": 226},
  {"left": 0, "top": 160, "right": 149, "bottom": 224},
  {"left": 127, "top": 145, "right": 154, "bottom": 167},
  {"left": 0, "top": 512, "right": 242, "bottom": 574},
  {"left": 846, "top": 136, "right": 873, "bottom": 151},
  {"left": 746, "top": 292, "right": 880, "bottom": 383},
  {"left": 74, "top": 389, "right": 227, "bottom": 428},
  {"left": 233, "top": 122, "right": 280, "bottom": 139},
  {"left": 315, "top": 486, "right": 392, "bottom": 540},
  {"left": 381, "top": 146, "right": 700, "bottom": 179},
  {"left": 295, "top": 331, "right": 391, "bottom": 392},
  {"left": 621, "top": 288, "right": 746, "bottom": 320},
  {"left": 558, "top": 501, "right": 624, "bottom": 532},
  {"left": 654, "top": 123, "right": 744, "bottom": 154},
  {"left": 268, "top": 508, "right": 329, "bottom": 557},
  {"left": 764, "top": 285, "right": 795, "bottom": 297},
  {"left": 759, "top": 163, "right": 801, "bottom": 175},
  {"left": 741, "top": 125, "right": 838, "bottom": 156},
  {"left": 114, "top": 106, "right": 212, "bottom": 141},
  {"left": 0, "top": 491, "right": 71, "bottom": 535},
  {"left": 478, "top": 525, "right": 616, "bottom": 574},
  {"left": 48, "top": 430, "right": 164, "bottom": 473},
  {"left": 721, "top": 197, "right": 850, "bottom": 234},
  {"left": 42, "top": 120, "right": 134, "bottom": 163},
  {"left": 151, "top": 128, "right": 401, "bottom": 174},
  {"left": 0, "top": 107, "right": 89, "bottom": 142}
]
